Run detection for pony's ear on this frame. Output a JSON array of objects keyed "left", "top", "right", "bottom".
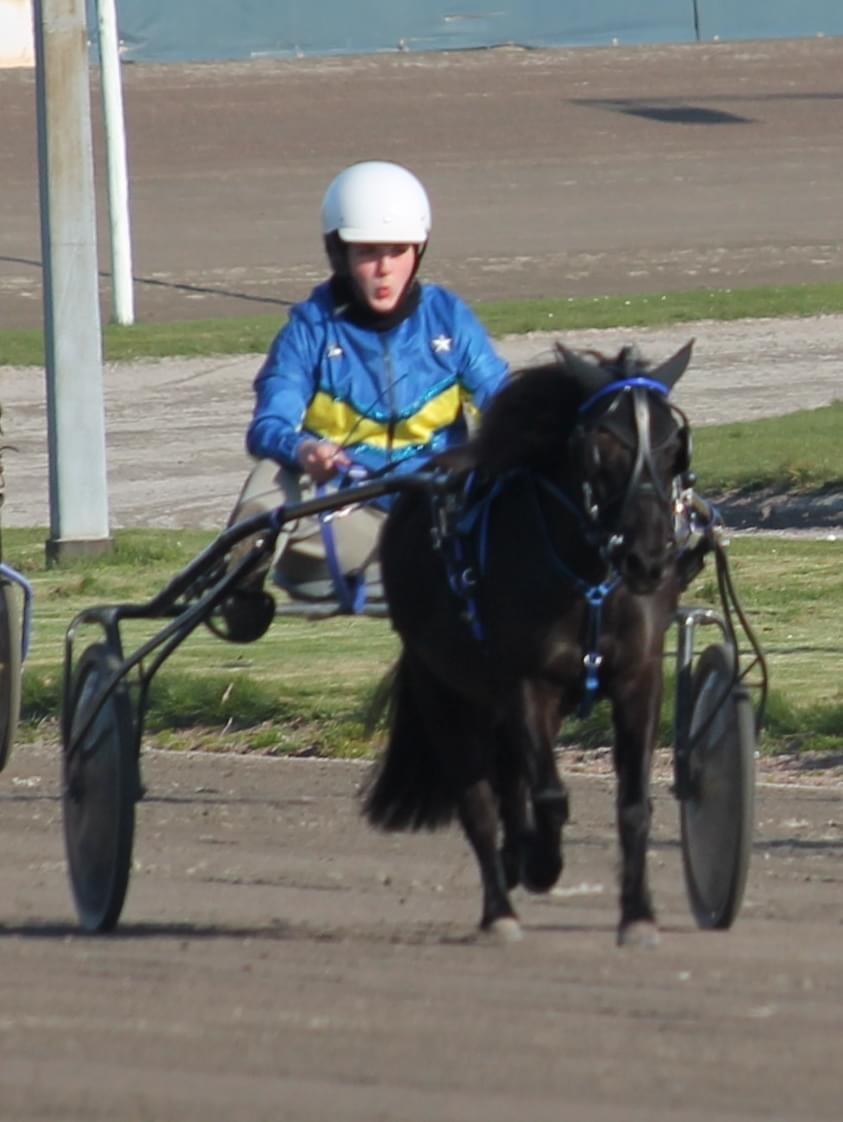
[
  {"left": 650, "top": 339, "right": 694, "bottom": 391},
  {"left": 555, "top": 343, "right": 613, "bottom": 397}
]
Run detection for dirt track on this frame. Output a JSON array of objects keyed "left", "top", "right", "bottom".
[
  {"left": 2, "top": 741, "right": 842, "bottom": 1121},
  {"left": 2, "top": 38, "right": 843, "bottom": 327},
  {"left": 2, "top": 39, "right": 843, "bottom": 1122}
]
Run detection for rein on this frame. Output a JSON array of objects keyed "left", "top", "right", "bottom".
[{"left": 314, "top": 467, "right": 376, "bottom": 614}]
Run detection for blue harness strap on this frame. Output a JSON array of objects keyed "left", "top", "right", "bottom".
[
  {"left": 577, "top": 580, "right": 618, "bottom": 718},
  {"left": 435, "top": 469, "right": 620, "bottom": 710},
  {"left": 450, "top": 472, "right": 506, "bottom": 640}
]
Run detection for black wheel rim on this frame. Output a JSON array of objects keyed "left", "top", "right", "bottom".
[
  {"left": 62, "top": 644, "right": 136, "bottom": 933},
  {"left": 680, "top": 644, "right": 755, "bottom": 929}
]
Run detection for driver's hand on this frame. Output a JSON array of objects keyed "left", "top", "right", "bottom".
[{"left": 296, "top": 439, "right": 352, "bottom": 483}]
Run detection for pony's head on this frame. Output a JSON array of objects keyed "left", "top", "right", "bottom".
[
  {"left": 561, "top": 340, "right": 693, "bottom": 592},
  {"left": 475, "top": 339, "right": 694, "bottom": 594}
]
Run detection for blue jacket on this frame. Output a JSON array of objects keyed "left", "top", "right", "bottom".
[{"left": 247, "top": 281, "right": 509, "bottom": 489}]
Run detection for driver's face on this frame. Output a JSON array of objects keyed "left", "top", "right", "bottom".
[{"left": 347, "top": 243, "right": 417, "bottom": 314}]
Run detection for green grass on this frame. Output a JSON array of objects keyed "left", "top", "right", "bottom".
[
  {"left": 476, "top": 281, "right": 843, "bottom": 337},
  {"left": 5, "top": 527, "right": 841, "bottom": 757},
  {"left": 5, "top": 280, "right": 843, "bottom": 366},
  {"left": 0, "top": 315, "right": 282, "bottom": 367},
  {"left": 692, "top": 402, "right": 843, "bottom": 492}
]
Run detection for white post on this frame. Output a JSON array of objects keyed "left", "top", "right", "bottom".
[
  {"left": 95, "top": 0, "right": 134, "bottom": 325},
  {"left": 33, "top": 0, "right": 111, "bottom": 561}
]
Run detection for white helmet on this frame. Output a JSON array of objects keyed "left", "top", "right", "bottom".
[{"left": 321, "top": 161, "right": 431, "bottom": 245}]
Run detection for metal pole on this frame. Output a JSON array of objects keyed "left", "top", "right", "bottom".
[
  {"left": 33, "top": 0, "right": 112, "bottom": 562},
  {"left": 95, "top": 0, "right": 135, "bottom": 325}
]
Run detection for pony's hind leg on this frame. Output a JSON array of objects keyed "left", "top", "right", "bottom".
[
  {"left": 458, "top": 778, "right": 521, "bottom": 941},
  {"left": 365, "top": 652, "right": 519, "bottom": 939},
  {"left": 521, "top": 783, "right": 569, "bottom": 893},
  {"left": 495, "top": 772, "right": 568, "bottom": 896}
]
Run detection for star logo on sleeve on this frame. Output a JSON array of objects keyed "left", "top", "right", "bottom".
[
  {"left": 432, "top": 335, "right": 452, "bottom": 353},
  {"left": 327, "top": 343, "right": 344, "bottom": 359}
]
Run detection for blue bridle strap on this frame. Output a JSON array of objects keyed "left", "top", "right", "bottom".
[{"left": 578, "top": 376, "right": 670, "bottom": 416}]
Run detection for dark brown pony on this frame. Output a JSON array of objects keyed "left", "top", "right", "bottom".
[{"left": 363, "top": 341, "right": 694, "bottom": 945}]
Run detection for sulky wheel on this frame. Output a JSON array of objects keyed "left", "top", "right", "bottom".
[
  {"left": 62, "top": 642, "right": 138, "bottom": 933},
  {"left": 679, "top": 642, "right": 756, "bottom": 930},
  {"left": 0, "top": 579, "right": 23, "bottom": 773}
]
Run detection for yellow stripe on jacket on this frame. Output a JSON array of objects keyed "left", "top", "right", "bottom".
[{"left": 303, "top": 384, "right": 463, "bottom": 449}]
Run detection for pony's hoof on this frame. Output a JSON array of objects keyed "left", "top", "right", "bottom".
[
  {"left": 484, "top": 917, "right": 523, "bottom": 944},
  {"left": 617, "top": 920, "right": 660, "bottom": 948},
  {"left": 521, "top": 856, "right": 563, "bottom": 894}
]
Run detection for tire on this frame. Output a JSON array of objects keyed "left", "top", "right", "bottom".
[
  {"left": 62, "top": 642, "right": 138, "bottom": 933},
  {"left": 679, "top": 642, "right": 755, "bottom": 930},
  {"left": 0, "top": 579, "right": 23, "bottom": 773}
]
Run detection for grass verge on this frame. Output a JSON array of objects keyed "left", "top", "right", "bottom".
[
  {"left": 5, "top": 280, "right": 843, "bottom": 366},
  {"left": 692, "top": 402, "right": 842, "bottom": 493},
  {"left": 6, "top": 527, "right": 841, "bottom": 759}
]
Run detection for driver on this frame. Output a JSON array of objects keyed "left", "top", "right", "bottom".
[{"left": 221, "top": 160, "right": 509, "bottom": 639}]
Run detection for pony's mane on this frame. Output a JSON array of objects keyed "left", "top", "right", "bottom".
[{"left": 471, "top": 345, "right": 641, "bottom": 475}]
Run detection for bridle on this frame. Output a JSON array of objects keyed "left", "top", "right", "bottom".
[
  {"left": 573, "top": 376, "right": 691, "bottom": 561},
  {"left": 430, "top": 369, "right": 692, "bottom": 712}
]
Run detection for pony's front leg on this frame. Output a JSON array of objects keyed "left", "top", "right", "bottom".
[
  {"left": 497, "top": 770, "right": 530, "bottom": 891},
  {"left": 458, "top": 779, "right": 521, "bottom": 941},
  {"left": 520, "top": 680, "right": 569, "bottom": 893},
  {"left": 612, "top": 688, "right": 661, "bottom": 948}
]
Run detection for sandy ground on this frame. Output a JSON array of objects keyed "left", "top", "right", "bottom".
[
  {"left": 2, "top": 38, "right": 843, "bottom": 329},
  {"left": 1, "top": 39, "right": 843, "bottom": 1122},
  {"left": 1, "top": 741, "right": 842, "bottom": 1122}
]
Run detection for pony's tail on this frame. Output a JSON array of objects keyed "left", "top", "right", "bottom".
[{"left": 361, "top": 652, "right": 456, "bottom": 832}]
